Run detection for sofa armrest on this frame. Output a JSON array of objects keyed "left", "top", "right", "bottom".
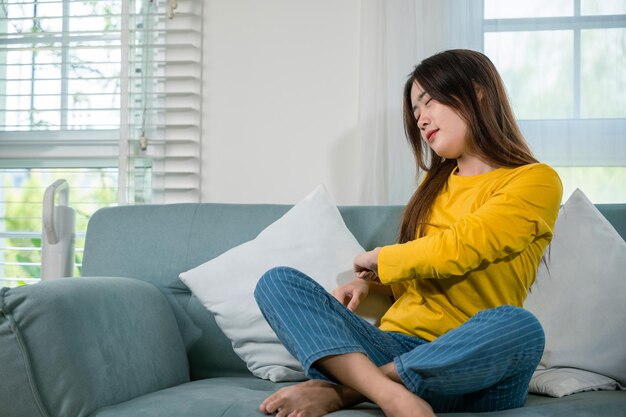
[{"left": 0, "top": 277, "right": 189, "bottom": 417}]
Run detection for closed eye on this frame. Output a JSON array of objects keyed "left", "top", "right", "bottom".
[{"left": 412, "top": 94, "right": 432, "bottom": 124}]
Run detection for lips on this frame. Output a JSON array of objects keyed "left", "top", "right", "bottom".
[{"left": 426, "top": 129, "right": 439, "bottom": 142}]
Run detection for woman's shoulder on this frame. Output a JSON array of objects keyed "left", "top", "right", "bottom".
[
  {"left": 509, "top": 162, "right": 557, "bottom": 175},
  {"left": 496, "top": 163, "right": 563, "bottom": 208},
  {"left": 502, "top": 163, "right": 561, "bottom": 186}
]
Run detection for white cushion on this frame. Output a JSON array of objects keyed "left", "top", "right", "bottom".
[
  {"left": 180, "top": 185, "right": 391, "bottom": 382},
  {"left": 524, "top": 188, "right": 626, "bottom": 395},
  {"left": 530, "top": 367, "right": 618, "bottom": 398}
]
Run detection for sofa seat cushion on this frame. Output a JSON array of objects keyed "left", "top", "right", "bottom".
[
  {"left": 89, "top": 378, "right": 287, "bottom": 417},
  {"left": 88, "top": 377, "right": 626, "bottom": 417}
]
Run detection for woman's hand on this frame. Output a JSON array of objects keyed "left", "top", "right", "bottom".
[
  {"left": 332, "top": 279, "right": 370, "bottom": 312},
  {"left": 353, "top": 247, "right": 382, "bottom": 281}
]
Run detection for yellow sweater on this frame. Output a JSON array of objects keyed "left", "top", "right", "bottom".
[{"left": 378, "top": 163, "right": 562, "bottom": 341}]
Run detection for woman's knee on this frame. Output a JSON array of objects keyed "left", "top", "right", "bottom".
[
  {"left": 255, "top": 266, "right": 294, "bottom": 302},
  {"left": 254, "top": 266, "right": 312, "bottom": 307},
  {"left": 506, "top": 305, "right": 542, "bottom": 329},
  {"left": 478, "top": 305, "right": 539, "bottom": 325},
  {"left": 474, "top": 305, "right": 544, "bottom": 340}
]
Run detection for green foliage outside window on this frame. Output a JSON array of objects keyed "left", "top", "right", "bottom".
[{"left": 0, "top": 169, "right": 117, "bottom": 287}]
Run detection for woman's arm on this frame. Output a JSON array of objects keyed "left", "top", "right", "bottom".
[{"left": 378, "top": 165, "right": 562, "bottom": 284}]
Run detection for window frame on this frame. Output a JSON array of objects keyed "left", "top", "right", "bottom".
[
  {"left": 482, "top": 2, "right": 626, "bottom": 167},
  {"left": 1, "top": 0, "right": 204, "bottom": 284}
]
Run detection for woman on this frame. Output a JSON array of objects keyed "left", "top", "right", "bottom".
[{"left": 254, "top": 49, "right": 562, "bottom": 417}]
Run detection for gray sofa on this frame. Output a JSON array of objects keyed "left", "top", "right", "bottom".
[{"left": 1, "top": 202, "right": 625, "bottom": 417}]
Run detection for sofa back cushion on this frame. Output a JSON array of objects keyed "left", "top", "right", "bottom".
[
  {"left": 0, "top": 277, "right": 189, "bottom": 417},
  {"left": 80, "top": 201, "right": 626, "bottom": 381},
  {"left": 82, "top": 203, "right": 404, "bottom": 379},
  {"left": 596, "top": 203, "right": 626, "bottom": 240}
]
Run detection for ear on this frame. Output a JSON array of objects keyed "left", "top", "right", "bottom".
[{"left": 473, "top": 83, "right": 484, "bottom": 101}]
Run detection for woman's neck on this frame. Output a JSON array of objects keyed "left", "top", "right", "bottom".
[{"left": 455, "top": 154, "right": 498, "bottom": 177}]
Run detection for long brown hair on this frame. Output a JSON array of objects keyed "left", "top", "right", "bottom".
[{"left": 400, "top": 49, "right": 538, "bottom": 243}]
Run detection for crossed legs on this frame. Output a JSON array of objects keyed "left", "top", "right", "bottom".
[{"left": 254, "top": 267, "right": 544, "bottom": 416}]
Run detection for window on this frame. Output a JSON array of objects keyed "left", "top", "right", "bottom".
[
  {"left": 0, "top": 168, "right": 117, "bottom": 287},
  {"left": 0, "top": 0, "right": 203, "bottom": 286},
  {"left": 483, "top": 0, "right": 626, "bottom": 203}
]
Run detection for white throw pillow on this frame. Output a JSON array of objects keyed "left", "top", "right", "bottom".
[
  {"left": 530, "top": 367, "right": 618, "bottom": 398},
  {"left": 524, "top": 188, "right": 626, "bottom": 395},
  {"left": 180, "top": 185, "right": 391, "bottom": 382}
]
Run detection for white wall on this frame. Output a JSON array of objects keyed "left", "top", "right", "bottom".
[{"left": 202, "top": 0, "right": 362, "bottom": 205}]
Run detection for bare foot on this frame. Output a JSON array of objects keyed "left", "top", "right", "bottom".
[
  {"left": 259, "top": 379, "right": 364, "bottom": 417},
  {"left": 376, "top": 381, "right": 435, "bottom": 417}
]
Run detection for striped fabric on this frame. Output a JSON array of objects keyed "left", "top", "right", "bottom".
[{"left": 254, "top": 266, "right": 545, "bottom": 413}]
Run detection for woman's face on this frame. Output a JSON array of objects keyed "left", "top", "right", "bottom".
[{"left": 410, "top": 81, "right": 469, "bottom": 160}]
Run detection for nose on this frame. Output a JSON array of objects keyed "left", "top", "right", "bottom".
[{"left": 418, "top": 114, "right": 429, "bottom": 130}]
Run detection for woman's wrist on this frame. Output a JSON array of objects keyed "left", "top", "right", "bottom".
[
  {"left": 370, "top": 246, "right": 382, "bottom": 274},
  {"left": 354, "top": 246, "right": 384, "bottom": 281}
]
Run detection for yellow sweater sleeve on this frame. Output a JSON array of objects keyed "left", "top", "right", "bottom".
[{"left": 378, "top": 164, "right": 562, "bottom": 284}]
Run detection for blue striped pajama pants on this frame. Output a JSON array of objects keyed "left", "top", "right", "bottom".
[{"left": 254, "top": 266, "right": 545, "bottom": 413}]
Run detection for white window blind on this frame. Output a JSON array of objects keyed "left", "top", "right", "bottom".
[
  {"left": 124, "top": 0, "right": 203, "bottom": 204},
  {"left": 0, "top": 0, "right": 203, "bottom": 286}
]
